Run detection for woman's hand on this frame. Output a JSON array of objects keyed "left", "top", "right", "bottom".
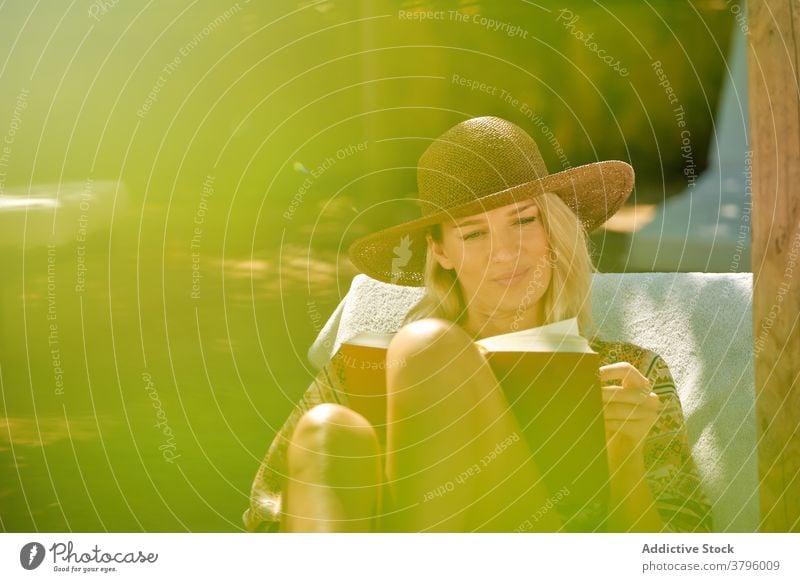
[{"left": 599, "top": 362, "right": 663, "bottom": 468}]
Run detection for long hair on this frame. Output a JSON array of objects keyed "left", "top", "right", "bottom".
[{"left": 403, "top": 192, "right": 596, "bottom": 335}]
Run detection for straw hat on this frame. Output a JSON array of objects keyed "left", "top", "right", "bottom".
[{"left": 347, "top": 116, "right": 634, "bottom": 286}]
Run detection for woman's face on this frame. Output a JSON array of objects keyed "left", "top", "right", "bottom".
[{"left": 428, "top": 199, "right": 553, "bottom": 324}]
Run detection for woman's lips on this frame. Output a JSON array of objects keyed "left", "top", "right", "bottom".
[{"left": 492, "top": 266, "right": 530, "bottom": 286}]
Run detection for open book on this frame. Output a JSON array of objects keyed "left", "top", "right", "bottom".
[{"left": 329, "top": 318, "right": 610, "bottom": 531}]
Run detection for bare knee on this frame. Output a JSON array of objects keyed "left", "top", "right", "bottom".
[
  {"left": 284, "top": 404, "right": 382, "bottom": 532},
  {"left": 385, "top": 318, "right": 483, "bottom": 416},
  {"left": 386, "top": 318, "right": 475, "bottom": 369},
  {"left": 289, "top": 403, "right": 380, "bottom": 461}
]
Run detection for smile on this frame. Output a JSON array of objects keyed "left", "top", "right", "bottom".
[{"left": 492, "top": 267, "right": 530, "bottom": 286}]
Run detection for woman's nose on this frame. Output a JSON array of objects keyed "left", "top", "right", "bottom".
[{"left": 489, "top": 229, "right": 521, "bottom": 262}]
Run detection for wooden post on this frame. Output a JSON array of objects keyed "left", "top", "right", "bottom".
[{"left": 749, "top": 0, "right": 800, "bottom": 532}]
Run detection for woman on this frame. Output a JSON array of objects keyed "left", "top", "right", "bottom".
[{"left": 244, "top": 116, "right": 712, "bottom": 533}]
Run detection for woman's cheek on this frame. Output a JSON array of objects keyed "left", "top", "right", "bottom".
[{"left": 527, "top": 257, "right": 551, "bottom": 287}]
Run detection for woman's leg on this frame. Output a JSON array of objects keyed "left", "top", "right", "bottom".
[
  {"left": 384, "top": 318, "right": 561, "bottom": 532},
  {"left": 282, "top": 403, "right": 382, "bottom": 532}
]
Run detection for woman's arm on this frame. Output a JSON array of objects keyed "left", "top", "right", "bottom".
[
  {"left": 600, "top": 361, "right": 666, "bottom": 531},
  {"left": 638, "top": 354, "right": 713, "bottom": 532},
  {"left": 599, "top": 351, "right": 713, "bottom": 532},
  {"left": 605, "top": 435, "right": 667, "bottom": 531}
]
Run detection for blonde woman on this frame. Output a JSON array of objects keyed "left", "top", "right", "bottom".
[{"left": 244, "top": 116, "right": 712, "bottom": 533}]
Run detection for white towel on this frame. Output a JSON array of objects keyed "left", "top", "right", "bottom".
[{"left": 308, "top": 272, "right": 757, "bottom": 532}]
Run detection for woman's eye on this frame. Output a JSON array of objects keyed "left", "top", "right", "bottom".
[
  {"left": 517, "top": 216, "right": 537, "bottom": 226},
  {"left": 462, "top": 230, "right": 485, "bottom": 241}
]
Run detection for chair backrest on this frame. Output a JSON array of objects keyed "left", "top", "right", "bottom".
[{"left": 308, "top": 272, "right": 757, "bottom": 532}]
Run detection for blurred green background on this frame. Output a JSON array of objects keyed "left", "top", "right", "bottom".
[{"left": 0, "top": 0, "right": 736, "bottom": 531}]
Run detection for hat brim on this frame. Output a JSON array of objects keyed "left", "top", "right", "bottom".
[{"left": 348, "top": 160, "right": 634, "bottom": 286}]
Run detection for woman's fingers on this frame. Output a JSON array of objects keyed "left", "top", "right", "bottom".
[
  {"left": 601, "top": 363, "right": 662, "bottom": 458},
  {"left": 602, "top": 385, "right": 662, "bottom": 407},
  {"left": 602, "top": 387, "right": 662, "bottom": 426},
  {"left": 599, "top": 363, "right": 650, "bottom": 394},
  {"left": 599, "top": 362, "right": 645, "bottom": 382}
]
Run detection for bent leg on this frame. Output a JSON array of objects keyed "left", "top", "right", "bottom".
[
  {"left": 385, "top": 318, "right": 561, "bottom": 532},
  {"left": 282, "top": 403, "right": 382, "bottom": 532}
]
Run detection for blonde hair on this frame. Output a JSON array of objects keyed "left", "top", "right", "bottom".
[{"left": 403, "top": 192, "right": 596, "bottom": 335}]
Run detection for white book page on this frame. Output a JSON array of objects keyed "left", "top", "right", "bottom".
[
  {"left": 342, "top": 331, "right": 395, "bottom": 349},
  {"left": 474, "top": 318, "right": 591, "bottom": 353},
  {"left": 342, "top": 318, "right": 590, "bottom": 353}
]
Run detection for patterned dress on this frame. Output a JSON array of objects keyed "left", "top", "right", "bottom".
[{"left": 243, "top": 338, "right": 713, "bottom": 533}]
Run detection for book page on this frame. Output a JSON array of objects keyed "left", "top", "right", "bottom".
[
  {"left": 475, "top": 318, "right": 592, "bottom": 353},
  {"left": 341, "top": 330, "right": 396, "bottom": 349},
  {"left": 342, "top": 319, "right": 590, "bottom": 352}
]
